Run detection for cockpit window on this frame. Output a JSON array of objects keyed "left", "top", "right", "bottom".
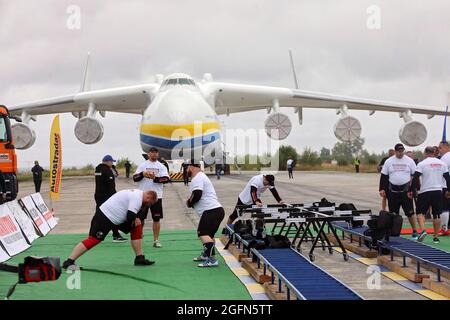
[
  {"left": 178, "top": 78, "right": 191, "bottom": 85},
  {"left": 161, "top": 77, "right": 196, "bottom": 88}
]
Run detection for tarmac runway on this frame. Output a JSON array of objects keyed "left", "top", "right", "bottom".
[
  {"left": 19, "top": 170, "right": 383, "bottom": 234},
  {"left": 15, "top": 171, "right": 440, "bottom": 300}
]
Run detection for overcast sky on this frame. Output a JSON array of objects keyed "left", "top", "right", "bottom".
[{"left": 1, "top": 0, "right": 449, "bottom": 170}]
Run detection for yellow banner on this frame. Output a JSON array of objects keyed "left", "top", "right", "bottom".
[{"left": 49, "top": 115, "right": 62, "bottom": 200}]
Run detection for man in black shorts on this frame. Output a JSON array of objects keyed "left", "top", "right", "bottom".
[
  {"left": 186, "top": 160, "right": 225, "bottom": 268},
  {"left": 133, "top": 147, "right": 170, "bottom": 248},
  {"left": 379, "top": 143, "right": 418, "bottom": 239},
  {"left": 409, "top": 146, "right": 450, "bottom": 243},
  {"left": 62, "top": 190, "right": 158, "bottom": 269},
  {"left": 226, "top": 173, "right": 284, "bottom": 226}
]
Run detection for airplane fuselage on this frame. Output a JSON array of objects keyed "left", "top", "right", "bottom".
[{"left": 139, "top": 74, "right": 221, "bottom": 159}]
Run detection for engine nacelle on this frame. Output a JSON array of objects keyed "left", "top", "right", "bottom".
[
  {"left": 11, "top": 123, "right": 36, "bottom": 149},
  {"left": 399, "top": 120, "right": 427, "bottom": 147},
  {"left": 264, "top": 112, "right": 292, "bottom": 140},
  {"left": 333, "top": 115, "right": 362, "bottom": 142},
  {"left": 74, "top": 116, "right": 104, "bottom": 144}
]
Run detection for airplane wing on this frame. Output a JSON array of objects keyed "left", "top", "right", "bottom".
[
  {"left": 8, "top": 84, "right": 160, "bottom": 117},
  {"left": 204, "top": 82, "right": 446, "bottom": 117}
]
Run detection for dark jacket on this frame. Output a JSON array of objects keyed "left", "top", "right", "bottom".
[
  {"left": 31, "top": 165, "right": 44, "bottom": 181},
  {"left": 0, "top": 170, "right": 5, "bottom": 194},
  {"left": 95, "top": 163, "right": 116, "bottom": 206}
]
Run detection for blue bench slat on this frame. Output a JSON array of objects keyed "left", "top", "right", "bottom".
[
  {"left": 255, "top": 248, "right": 361, "bottom": 300},
  {"left": 333, "top": 223, "right": 450, "bottom": 273}
]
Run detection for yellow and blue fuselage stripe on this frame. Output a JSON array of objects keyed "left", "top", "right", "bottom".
[{"left": 140, "top": 122, "right": 221, "bottom": 150}]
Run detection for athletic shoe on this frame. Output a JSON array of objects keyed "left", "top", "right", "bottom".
[
  {"left": 417, "top": 231, "right": 427, "bottom": 242},
  {"left": 438, "top": 229, "right": 450, "bottom": 236},
  {"left": 193, "top": 255, "right": 208, "bottom": 262},
  {"left": 198, "top": 257, "right": 219, "bottom": 268},
  {"left": 113, "top": 235, "right": 127, "bottom": 243},
  {"left": 62, "top": 259, "right": 77, "bottom": 270},
  {"left": 153, "top": 240, "right": 162, "bottom": 248},
  {"left": 433, "top": 237, "right": 440, "bottom": 244},
  {"left": 411, "top": 231, "right": 419, "bottom": 240},
  {"left": 134, "top": 255, "right": 155, "bottom": 266}
]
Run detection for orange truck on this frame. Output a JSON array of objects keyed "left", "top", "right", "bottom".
[{"left": 0, "top": 105, "right": 18, "bottom": 200}]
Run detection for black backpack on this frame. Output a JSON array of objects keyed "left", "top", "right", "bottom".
[
  {"left": 364, "top": 211, "right": 403, "bottom": 250},
  {"left": 338, "top": 203, "right": 363, "bottom": 228},
  {"left": 266, "top": 234, "right": 291, "bottom": 249}
]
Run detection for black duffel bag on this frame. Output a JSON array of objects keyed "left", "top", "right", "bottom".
[
  {"left": 338, "top": 203, "right": 363, "bottom": 228},
  {"left": 266, "top": 234, "right": 291, "bottom": 249}
]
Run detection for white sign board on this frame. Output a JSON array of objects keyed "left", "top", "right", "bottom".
[
  {"left": 0, "top": 204, "right": 31, "bottom": 256},
  {"left": 20, "top": 196, "right": 51, "bottom": 236},
  {"left": 0, "top": 245, "right": 10, "bottom": 263},
  {"left": 7, "top": 200, "right": 40, "bottom": 243},
  {"left": 30, "top": 193, "right": 58, "bottom": 229}
]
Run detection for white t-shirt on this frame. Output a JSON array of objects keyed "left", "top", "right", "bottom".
[
  {"left": 440, "top": 152, "right": 450, "bottom": 188},
  {"left": 381, "top": 155, "right": 416, "bottom": 186},
  {"left": 134, "top": 160, "right": 169, "bottom": 198},
  {"left": 189, "top": 172, "right": 221, "bottom": 215},
  {"left": 287, "top": 159, "right": 294, "bottom": 168},
  {"left": 416, "top": 157, "right": 448, "bottom": 194},
  {"left": 239, "top": 174, "right": 273, "bottom": 205},
  {"left": 100, "top": 189, "right": 143, "bottom": 225}
]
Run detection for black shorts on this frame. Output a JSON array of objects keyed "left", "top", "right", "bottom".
[
  {"left": 198, "top": 207, "right": 225, "bottom": 238},
  {"left": 387, "top": 190, "right": 414, "bottom": 217},
  {"left": 139, "top": 199, "right": 163, "bottom": 222},
  {"left": 89, "top": 208, "right": 139, "bottom": 240},
  {"left": 229, "top": 198, "right": 244, "bottom": 222},
  {"left": 417, "top": 190, "right": 443, "bottom": 219}
]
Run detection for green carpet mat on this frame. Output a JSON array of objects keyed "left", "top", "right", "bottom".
[
  {"left": 401, "top": 222, "right": 450, "bottom": 253},
  {"left": 0, "top": 230, "right": 251, "bottom": 300}
]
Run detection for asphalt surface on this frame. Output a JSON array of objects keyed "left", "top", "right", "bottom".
[{"left": 17, "top": 170, "right": 426, "bottom": 300}]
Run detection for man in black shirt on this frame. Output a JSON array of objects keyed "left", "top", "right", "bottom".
[
  {"left": 31, "top": 161, "right": 44, "bottom": 192},
  {"left": 124, "top": 161, "right": 132, "bottom": 178},
  {"left": 182, "top": 160, "right": 189, "bottom": 186},
  {"left": 95, "top": 155, "right": 127, "bottom": 242},
  {"left": 0, "top": 170, "right": 6, "bottom": 204}
]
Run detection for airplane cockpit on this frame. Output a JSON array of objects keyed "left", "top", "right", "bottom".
[{"left": 160, "top": 74, "right": 197, "bottom": 89}]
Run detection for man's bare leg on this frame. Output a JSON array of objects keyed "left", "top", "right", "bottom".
[
  {"left": 131, "top": 239, "right": 143, "bottom": 256},
  {"left": 153, "top": 221, "right": 160, "bottom": 241},
  {"left": 417, "top": 214, "right": 426, "bottom": 231},
  {"left": 408, "top": 214, "right": 417, "bottom": 231},
  {"left": 68, "top": 243, "right": 88, "bottom": 261},
  {"left": 433, "top": 218, "right": 441, "bottom": 238},
  {"left": 381, "top": 196, "right": 387, "bottom": 211}
]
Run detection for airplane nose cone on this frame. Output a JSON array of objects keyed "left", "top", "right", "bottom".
[{"left": 140, "top": 87, "right": 221, "bottom": 156}]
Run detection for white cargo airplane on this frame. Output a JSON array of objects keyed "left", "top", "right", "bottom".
[{"left": 8, "top": 53, "right": 447, "bottom": 160}]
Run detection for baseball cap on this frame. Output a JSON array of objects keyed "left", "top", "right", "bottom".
[
  {"left": 102, "top": 155, "right": 116, "bottom": 162},
  {"left": 265, "top": 174, "right": 275, "bottom": 186},
  {"left": 394, "top": 143, "right": 405, "bottom": 151},
  {"left": 148, "top": 147, "right": 159, "bottom": 153}
]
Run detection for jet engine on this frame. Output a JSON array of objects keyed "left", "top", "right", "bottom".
[
  {"left": 333, "top": 115, "right": 362, "bottom": 142},
  {"left": 399, "top": 120, "right": 427, "bottom": 147},
  {"left": 264, "top": 112, "right": 292, "bottom": 140},
  {"left": 74, "top": 116, "right": 104, "bottom": 144},
  {"left": 11, "top": 123, "right": 36, "bottom": 149}
]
